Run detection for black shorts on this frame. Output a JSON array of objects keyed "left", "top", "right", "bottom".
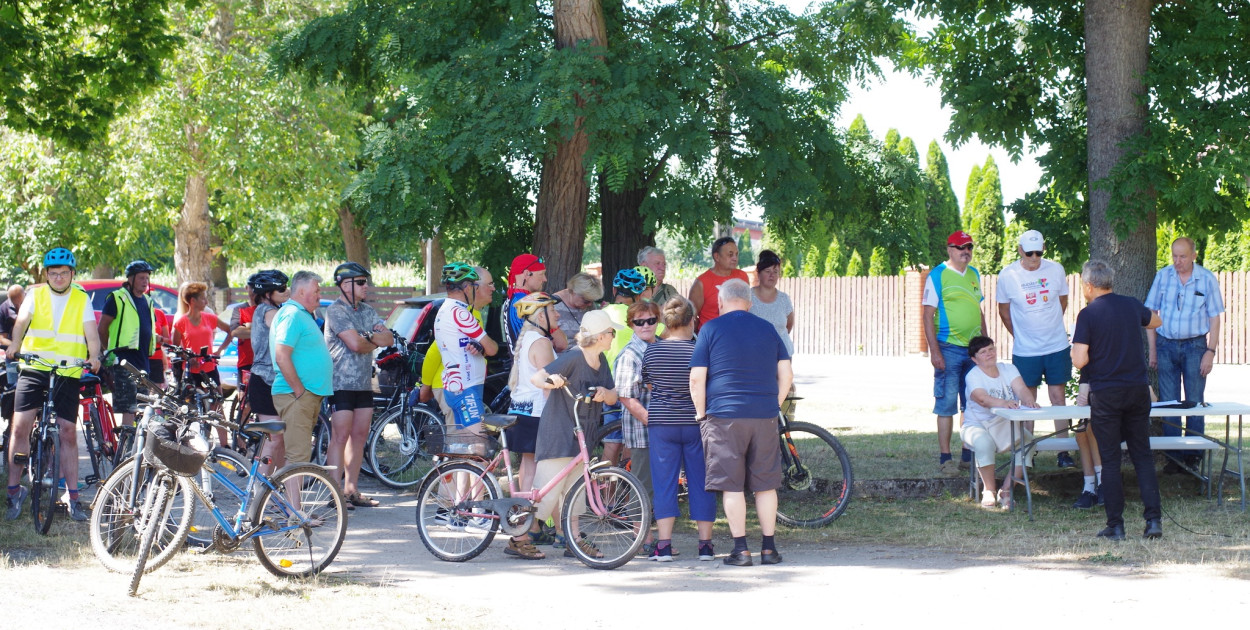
[
  {"left": 248, "top": 372, "right": 278, "bottom": 416},
  {"left": 14, "top": 369, "right": 80, "bottom": 422},
  {"left": 331, "top": 389, "right": 374, "bottom": 411},
  {"left": 504, "top": 413, "right": 541, "bottom": 454},
  {"left": 107, "top": 364, "right": 140, "bottom": 414},
  {"left": 172, "top": 364, "right": 221, "bottom": 389}
]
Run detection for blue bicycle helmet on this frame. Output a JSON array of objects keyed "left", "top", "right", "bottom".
[
  {"left": 43, "top": 247, "right": 77, "bottom": 270},
  {"left": 613, "top": 268, "right": 647, "bottom": 297}
]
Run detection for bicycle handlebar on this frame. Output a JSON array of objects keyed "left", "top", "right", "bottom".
[{"left": 13, "top": 353, "right": 90, "bottom": 371}]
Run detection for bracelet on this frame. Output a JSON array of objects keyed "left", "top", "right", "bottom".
[{"left": 1205, "top": 347, "right": 1216, "bottom": 354}]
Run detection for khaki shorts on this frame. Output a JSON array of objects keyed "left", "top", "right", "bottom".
[
  {"left": 273, "top": 392, "right": 324, "bottom": 464},
  {"left": 701, "top": 415, "right": 783, "bottom": 493}
]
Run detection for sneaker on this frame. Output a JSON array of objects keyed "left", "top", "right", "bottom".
[
  {"left": 939, "top": 459, "right": 961, "bottom": 476},
  {"left": 698, "top": 542, "right": 715, "bottom": 561},
  {"left": 1072, "top": 490, "right": 1097, "bottom": 510},
  {"left": 5, "top": 487, "right": 28, "bottom": 521},
  {"left": 67, "top": 501, "right": 89, "bottom": 522},
  {"left": 649, "top": 545, "right": 674, "bottom": 562},
  {"left": 723, "top": 550, "right": 752, "bottom": 566},
  {"left": 531, "top": 524, "right": 556, "bottom": 546},
  {"left": 1056, "top": 451, "right": 1077, "bottom": 469}
]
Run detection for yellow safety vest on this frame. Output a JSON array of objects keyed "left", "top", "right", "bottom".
[
  {"left": 106, "top": 286, "right": 156, "bottom": 355},
  {"left": 23, "top": 284, "right": 90, "bottom": 378}
]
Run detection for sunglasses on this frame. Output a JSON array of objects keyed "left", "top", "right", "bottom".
[
  {"left": 344, "top": 278, "right": 368, "bottom": 286},
  {"left": 631, "top": 317, "right": 658, "bottom": 327},
  {"left": 948, "top": 244, "right": 974, "bottom": 251},
  {"left": 520, "top": 257, "right": 544, "bottom": 274},
  {"left": 1023, "top": 251, "right": 1043, "bottom": 258}
]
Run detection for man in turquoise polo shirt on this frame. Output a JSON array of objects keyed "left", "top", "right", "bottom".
[
  {"left": 922, "top": 231, "right": 986, "bottom": 475},
  {"left": 270, "top": 270, "right": 333, "bottom": 469}
]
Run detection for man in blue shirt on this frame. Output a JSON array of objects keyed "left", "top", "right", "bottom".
[
  {"left": 270, "top": 270, "right": 333, "bottom": 469},
  {"left": 1144, "top": 237, "right": 1225, "bottom": 471},
  {"left": 690, "top": 278, "right": 792, "bottom": 567}
]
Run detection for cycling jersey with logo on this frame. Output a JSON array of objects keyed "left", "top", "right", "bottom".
[{"left": 433, "top": 298, "right": 487, "bottom": 393}]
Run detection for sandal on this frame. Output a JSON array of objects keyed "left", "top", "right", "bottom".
[
  {"left": 347, "top": 492, "right": 380, "bottom": 508},
  {"left": 504, "top": 536, "right": 546, "bottom": 560},
  {"left": 980, "top": 490, "right": 997, "bottom": 509},
  {"left": 997, "top": 488, "right": 1013, "bottom": 510},
  {"left": 564, "top": 536, "right": 605, "bottom": 559}
]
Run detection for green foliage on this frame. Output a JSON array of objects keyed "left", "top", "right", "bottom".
[
  {"left": 0, "top": 0, "right": 182, "bottom": 149},
  {"left": 1005, "top": 188, "right": 1087, "bottom": 274},
  {"left": 1156, "top": 221, "right": 1180, "bottom": 270},
  {"left": 924, "top": 141, "right": 961, "bottom": 264},
  {"left": 1000, "top": 218, "right": 1025, "bottom": 270},
  {"left": 824, "top": 233, "right": 845, "bottom": 277},
  {"left": 802, "top": 242, "right": 825, "bottom": 277},
  {"left": 963, "top": 156, "right": 1005, "bottom": 273},
  {"left": 845, "top": 249, "right": 865, "bottom": 276},
  {"left": 1205, "top": 220, "right": 1250, "bottom": 272},
  {"left": 868, "top": 246, "right": 893, "bottom": 275},
  {"left": 737, "top": 231, "right": 755, "bottom": 268}
]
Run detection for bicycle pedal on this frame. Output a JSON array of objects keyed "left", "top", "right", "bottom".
[{"left": 84, "top": 474, "right": 99, "bottom": 486}]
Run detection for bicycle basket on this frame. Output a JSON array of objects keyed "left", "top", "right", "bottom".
[
  {"left": 423, "top": 425, "right": 499, "bottom": 458},
  {"left": 144, "top": 422, "right": 210, "bottom": 476}
]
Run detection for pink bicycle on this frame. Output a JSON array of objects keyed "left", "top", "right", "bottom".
[{"left": 414, "top": 384, "right": 651, "bottom": 569}]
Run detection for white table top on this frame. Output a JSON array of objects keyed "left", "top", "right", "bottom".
[{"left": 993, "top": 402, "right": 1250, "bottom": 422}]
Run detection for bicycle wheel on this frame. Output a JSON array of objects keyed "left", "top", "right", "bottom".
[
  {"left": 186, "top": 448, "right": 250, "bottom": 548},
  {"left": 588, "top": 419, "right": 623, "bottom": 464},
  {"left": 561, "top": 466, "right": 649, "bottom": 569},
  {"left": 89, "top": 458, "right": 195, "bottom": 573},
  {"left": 415, "top": 461, "right": 499, "bottom": 562},
  {"left": 311, "top": 412, "right": 331, "bottom": 466},
  {"left": 129, "top": 474, "right": 172, "bottom": 596},
  {"left": 775, "top": 421, "right": 853, "bottom": 528},
  {"left": 29, "top": 426, "right": 57, "bottom": 534},
  {"left": 369, "top": 405, "right": 442, "bottom": 489},
  {"left": 250, "top": 464, "right": 348, "bottom": 578},
  {"left": 112, "top": 425, "right": 136, "bottom": 468},
  {"left": 83, "top": 403, "right": 114, "bottom": 485}
]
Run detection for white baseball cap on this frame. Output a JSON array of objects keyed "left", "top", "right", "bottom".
[
  {"left": 1019, "top": 230, "right": 1044, "bottom": 250},
  {"left": 579, "top": 310, "right": 624, "bottom": 336}
]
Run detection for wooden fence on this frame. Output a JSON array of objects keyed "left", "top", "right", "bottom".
[{"left": 669, "top": 270, "right": 1250, "bottom": 362}]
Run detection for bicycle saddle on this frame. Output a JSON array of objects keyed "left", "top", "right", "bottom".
[
  {"left": 481, "top": 414, "right": 518, "bottom": 433},
  {"left": 78, "top": 372, "right": 101, "bottom": 388},
  {"left": 241, "top": 420, "right": 286, "bottom": 435}
]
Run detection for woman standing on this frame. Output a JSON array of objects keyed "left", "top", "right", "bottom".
[
  {"left": 614, "top": 300, "right": 660, "bottom": 536},
  {"left": 749, "top": 250, "right": 794, "bottom": 356},
  {"left": 247, "top": 270, "right": 289, "bottom": 470},
  {"left": 172, "top": 281, "right": 225, "bottom": 444},
  {"left": 506, "top": 292, "right": 561, "bottom": 506},
  {"left": 642, "top": 297, "right": 716, "bottom": 562}
]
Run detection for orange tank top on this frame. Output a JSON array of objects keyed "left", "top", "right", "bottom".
[{"left": 696, "top": 268, "right": 749, "bottom": 328}]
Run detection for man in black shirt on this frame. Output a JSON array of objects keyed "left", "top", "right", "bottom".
[
  {"left": 1071, "top": 260, "right": 1163, "bottom": 541},
  {"left": 0, "top": 284, "right": 24, "bottom": 351}
]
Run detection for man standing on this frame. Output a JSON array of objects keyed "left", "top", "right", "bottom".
[
  {"left": 5, "top": 248, "right": 102, "bottom": 521},
  {"left": 690, "top": 278, "right": 792, "bottom": 566},
  {"left": 270, "top": 271, "right": 333, "bottom": 469},
  {"left": 996, "top": 231, "right": 1094, "bottom": 500},
  {"left": 1144, "top": 237, "right": 1225, "bottom": 472},
  {"left": 505, "top": 253, "right": 567, "bottom": 351},
  {"left": 552, "top": 272, "right": 603, "bottom": 343},
  {"left": 435, "top": 263, "right": 499, "bottom": 429},
  {"left": 922, "top": 230, "right": 985, "bottom": 474},
  {"left": 97, "top": 260, "right": 157, "bottom": 428},
  {"left": 324, "top": 262, "right": 393, "bottom": 508},
  {"left": 638, "top": 246, "right": 679, "bottom": 305},
  {"left": 0, "top": 284, "right": 24, "bottom": 350},
  {"left": 1071, "top": 260, "right": 1163, "bottom": 541},
  {"left": 688, "top": 237, "right": 748, "bottom": 330}
]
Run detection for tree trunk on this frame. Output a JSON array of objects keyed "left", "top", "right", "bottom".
[
  {"left": 533, "top": 0, "right": 607, "bottom": 292},
  {"left": 424, "top": 234, "right": 446, "bottom": 296},
  {"left": 175, "top": 169, "right": 213, "bottom": 292},
  {"left": 337, "top": 203, "right": 371, "bottom": 268},
  {"left": 598, "top": 173, "right": 652, "bottom": 285},
  {"left": 1085, "top": 0, "right": 1155, "bottom": 301},
  {"left": 92, "top": 264, "right": 114, "bottom": 279},
  {"left": 209, "top": 225, "right": 229, "bottom": 311}
]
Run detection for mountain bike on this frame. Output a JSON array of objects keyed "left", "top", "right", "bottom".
[
  {"left": 78, "top": 351, "right": 121, "bottom": 486},
  {"left": 12, "top": 353, "right": 89, "bottom": 534},
  {"left": 415, "top": 382, "right": 651, "bottom": 570}
]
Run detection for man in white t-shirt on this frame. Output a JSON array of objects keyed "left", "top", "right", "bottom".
[
  {"left": 434, "top": 262, "right": 498, "bottom": 429},
  {"left": 997, "top": 230, "right": 1100, "bottom": 508}
]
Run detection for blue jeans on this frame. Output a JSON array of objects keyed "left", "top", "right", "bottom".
[
  {"left": 1156, "top": 336, "right": 1207, "bottom": 458},
  {"left": 932, "top": 341, "right": 975, "bottom": 417}
]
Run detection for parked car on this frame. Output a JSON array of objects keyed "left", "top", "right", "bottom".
[
  {"left": 384, "top": 293, "right": 512, "bottom": 405},
  {"left": 79, "top": 279, "right": 180, "bottom": 320}
]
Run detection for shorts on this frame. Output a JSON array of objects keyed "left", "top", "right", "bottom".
[
  {"left": 273, "top": 391, "right": 323, "bottom": 464},
  {"left": 504, "top": 413, "right": 540, "bottom": 454},
  {"left": 107, "top": 364, "right": 140, "bottom": 414},
  {"left": 15, "top": 369, "right": 80, "bottom": 422},
  {"left": 700, "top": 415, "right": 783, "bottom": 493},
  {"left": 601, "top": 406, "right": 623, "bottom": 444},
  {"left": 1012, "top": 349, "right": 1072, "bottom": 388},
  {"left": 330, "top": 389, "right": 374, "bottom": 411},
  {"left": 933, "top": 341, "right": 975, "bottom": 417},
  {"left": 444, "top": 384, "right": 485, "bottom": 428},
  {"left": 173, "top": 364, "right": 220, "bottom": 389},
  {"left": 248, "top": 372, "right": 277, "bottom": 416}
]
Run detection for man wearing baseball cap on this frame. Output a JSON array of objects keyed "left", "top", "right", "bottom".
[
  {"left": 922, "top": 231, "right": 986, "bottom": 475},
  {"left": 505, "top": 253, "right": 567, "bottom": 352},
  {"left": 998, "top": 231, "right": 1096, "bottom": 505}
]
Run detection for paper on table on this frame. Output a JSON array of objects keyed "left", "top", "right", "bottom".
[{"left": 1152, "top": 400, "right": 1183, "bottom": 407}]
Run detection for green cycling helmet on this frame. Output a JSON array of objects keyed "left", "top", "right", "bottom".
[
  {"left": 441, "top": 262, "right": 480, "bottom": 286},
  {"left": 632, "top": 265, "right": 656, "bottom": 289}
]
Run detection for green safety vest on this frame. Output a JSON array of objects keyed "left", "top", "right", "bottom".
[{"left": 106, "top": 286, "right": 157, "bottom": 355}]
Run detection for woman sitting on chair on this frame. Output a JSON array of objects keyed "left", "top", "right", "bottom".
[{"left": 963, "top": 335, "right": 1040, "bottom": 509}]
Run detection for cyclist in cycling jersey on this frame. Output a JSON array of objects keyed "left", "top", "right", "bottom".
[
  {"left": 97, "top": 260, "right": 157, "bottom": 428},
  {"left": 5, "top": 248, "right": 102, "bottom": 521},
  {"left": 434, "top": 263, "right": 498, "bottom": 429},
  {"left": 505, "top": 253, "right": 567, "bottom": 353}
]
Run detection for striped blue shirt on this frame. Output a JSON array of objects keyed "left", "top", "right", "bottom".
[{"left": 1143, "top": 264, "right": 1224, "bottom": 340}]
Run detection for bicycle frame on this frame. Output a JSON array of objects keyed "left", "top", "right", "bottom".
[{"left": 79, "top": 372, "right": 118, "bottom": 449}]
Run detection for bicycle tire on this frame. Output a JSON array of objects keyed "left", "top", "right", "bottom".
[
  {"left": 311, "top": 412, "right": 331, "bottom": 466},
  {"left": 368, "top": 405, "right": 443, "bottom": 489},
  {"left": 250, "top": 464, "right": 348, "bottom": 578},
  {"left": 30, "top": 426, "right": 57, "bottom": 535},
  {"left": 588, "top": 419, "right": 623, "bottom": 464},
  {"left": 112, "top": 425, "right": 136, "bottom": 468},
  {"left": 560, "top": 465, "right": 650, "bottom": 570},
  {"left": 415, "top": 461, "right": 499, "bottom": 562},
  {"left": 775, "top": 421, "right": 853, "bottom": 528},
  {"left": 128, "top": 475, "right": 171, "bottom": 596},
  {"left": 186, "top": 447, "right": 251, "bottom": 548},
  {"left": 89, "top": 458, "right": 195, "bottom": 573},
  {"left": 84, "top": 403, "right": 114, "bottom": 484}
]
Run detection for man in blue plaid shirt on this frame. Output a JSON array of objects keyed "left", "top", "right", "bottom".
[{"left": 1144, "top": 237, "right": 1225, "bottom": 472}]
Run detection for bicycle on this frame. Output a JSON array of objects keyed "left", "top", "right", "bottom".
[
  {"left": 78, "top": 351, "right": 121, "bottom": 486},
  {"left": 414, "top": 382, "right": 651, "bottom": 570},
  {"left": 588, "top": 394, "right": 854, "bottom": 528}
]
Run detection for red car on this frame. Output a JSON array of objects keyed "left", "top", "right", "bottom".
[{"left": 78, "top": 279, "right": 180, "bottom": 320}]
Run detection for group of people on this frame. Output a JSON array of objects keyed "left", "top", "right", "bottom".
[{"left": 925, "top": 229, "right": 1224, "bottom": 540}]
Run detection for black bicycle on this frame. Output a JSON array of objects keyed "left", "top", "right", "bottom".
[{"left": 13, "top": 353, "right": 90, "bottom": 534}]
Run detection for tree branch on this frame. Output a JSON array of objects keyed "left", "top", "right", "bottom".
[{"left": 721, "top": 29, "right": 793, "bottom": 53}]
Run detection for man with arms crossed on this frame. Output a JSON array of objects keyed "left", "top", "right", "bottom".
[
  {"left": 690, "top": 278, "right": 792, "bottom": 566},
  {"left": 1071, "top": 260, "right": 1163, "bottom": 541}
]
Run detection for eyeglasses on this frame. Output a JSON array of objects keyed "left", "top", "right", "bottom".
[
  {"left": 1023, "top": 251, "right": 1042, "bottom": 258},
  {"left": 47, "top": 270, "right": 72, "bottom": 280},
  {"left": 631, "top": 317, "right": 658, "bottom": 327},
  {"left": 948, "top": 244, "right": 974, "bottom": 251},
  {"left": 344, "top": 278, "right": 368, "bottom": 286},
  {"left": 520, "top": 257, "right": 544, "bottom": 274}
]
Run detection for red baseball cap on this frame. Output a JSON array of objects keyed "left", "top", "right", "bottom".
[
  {"left": 947, "top": 231, "right": 974, "bottom": 246},
  {"left": 508, "top": 253, "right": 546, "bottom": 287}
]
